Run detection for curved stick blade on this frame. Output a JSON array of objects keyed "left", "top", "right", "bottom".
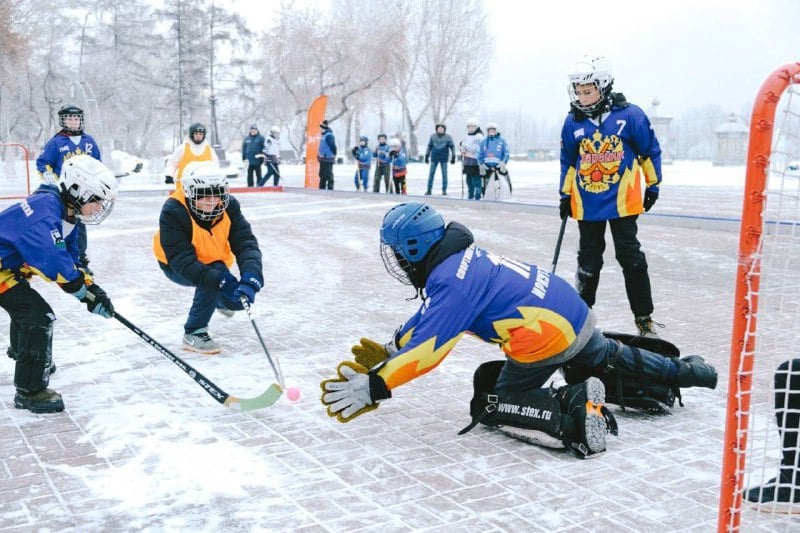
[{"left": 225, "top": 383, "right": 283, "bottom": 412}]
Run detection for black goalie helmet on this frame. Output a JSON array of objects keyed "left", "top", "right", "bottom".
[{"left": 58, "top": 104, "right": 84, "bottom": 135}]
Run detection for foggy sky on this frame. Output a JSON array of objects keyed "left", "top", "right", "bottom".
[{"left": 483, "top": 0, "right": 800, "bottom": 124}]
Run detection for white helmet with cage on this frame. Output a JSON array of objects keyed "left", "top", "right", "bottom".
[
  {"left": 466, "top": 117, "right": 479, "bottom": 128},
  {"left": 59, "top": 155, "right": 118, "bottom": 224},
  {"left": 270, "top": 125, "right": 280, "bottom": 135},
  {"left": 388, "top": 138, "right": 402, "bottom": 149},
  {"left": 181, "top": 163, "right": 230, "bottom": 221},
  {"left": 567, "top": 55, "right": 615, "bottom": 115}
]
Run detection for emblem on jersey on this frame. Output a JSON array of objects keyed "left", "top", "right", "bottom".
[
  {"left": 578, "top": 130, "right": 625, "bottom": 194},
  {"left": 50, "top": 229, "right": 65, "bottom": 248}
]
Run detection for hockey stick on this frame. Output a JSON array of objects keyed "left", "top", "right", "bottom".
[
  {"left": 551, "top": 215, "right": 569, "bottom": 273},
  {"left": 95, "top": 294, "right": 281, "bottom": 411},
  {"left": 240, "top": 297, "right": 285, "bottom": 389}
]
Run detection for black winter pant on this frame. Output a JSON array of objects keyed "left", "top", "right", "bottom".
[
  {"left": 0, "top": 281, "right": 56, "bottom": 393},
  {"left": 246, "top": 163, "right": 263, "bottom": 187},
  {"left": 373, "top": 163, "right": 391, "bottom": 192},
  {"left": 576, "top": 215, "right": 653, "bottom": 317},
  {"left": 319, "top": 161, "right": 334, "bottom": 190},
  {"left": 775, "top": 359, "right": 800, "bottom": 481}
]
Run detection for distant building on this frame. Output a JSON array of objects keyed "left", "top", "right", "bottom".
[
  {"left": 645, "top": 98, "right": 674, "bottom": 165},
  {"left": 713, "top": 113, "right": 748, "bottom": 166}
]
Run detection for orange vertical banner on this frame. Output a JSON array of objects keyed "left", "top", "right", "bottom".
[{"left": 304, "top": 95, "right": 328, "bottom": 188}]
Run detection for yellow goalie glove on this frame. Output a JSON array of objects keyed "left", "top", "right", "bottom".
[
  {"left": 351, "top": 337, "right": 393, "bottom": 369},
  {"left": 320, "top": 360, "right": 391, "bottom": 423}
]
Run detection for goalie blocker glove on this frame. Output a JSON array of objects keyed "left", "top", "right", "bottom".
[{"left": 460, "top": 361, "right": 617, "bottom": 459}]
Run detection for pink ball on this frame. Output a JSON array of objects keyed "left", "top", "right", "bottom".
[{"left": 286, "top": 387, "right": 301, "bottom": 402}]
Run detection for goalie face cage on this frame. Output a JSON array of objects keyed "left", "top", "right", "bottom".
[
  {"left": 718, "top": 63, "right": 800, "bottom": 532},
  {"left": 0, "top": 143, "right": 32, "bottom": 200}
]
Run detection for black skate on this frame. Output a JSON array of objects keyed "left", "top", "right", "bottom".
[{"left": 555, "top": 377, "right": 616, "bottom": 455}]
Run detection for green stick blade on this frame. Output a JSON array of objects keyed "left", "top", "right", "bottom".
[{"left": 225, "top": 384, "right": 283, "bottom": 412}]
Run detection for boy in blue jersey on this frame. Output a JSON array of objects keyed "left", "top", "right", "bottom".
[
  {"left": 1, "top": 155, "right": 118, "bottom": 413},
  {"left": 318, "top": 120, "right": 337, "bottom": 190},
  {"left": 321, "top": 203, "right": 717, "bottom": 457},
  {"left": 351, "top": 136, "right": 372, "bottom": 191},
  {"left": 372, "top": 134, "right": 392, "bottom": 193},
  {"left": 36, "top": 104, "right": 102, "bottom": 275},
  {"left": 559, "top": 56, "right": 662, "bottom": 337}
]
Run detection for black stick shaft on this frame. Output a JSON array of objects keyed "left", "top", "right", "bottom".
[
  {"left": 551, "top": 216, "right": 568, "bottom": 274},
  {"left": 113, "top": 312, "right": 230, "bottom": 405},
  {"left": 240, "top": 298, "right": 285, "bottom": 388}
]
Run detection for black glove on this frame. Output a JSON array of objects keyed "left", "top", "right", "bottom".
[
  {"left": 643, "top": 189, "right": 659, "bottom": 212},
  {"left": 559, "top": 197, "right": 572, "bottom": 220},
  {"left": 351, "top": 147, "right": 359, "bottom": 158},
  {"left": 82, "top": 284, "right": 114, "bottom": 318},
  {"left": 389, "top": 149, "right": 398, "bottom": 158},
  {"left": 424, "top": 155, "right": 430, "bottom": 164},
  {"left": 450, "top": 155, "right": 455, "bottom": 164},
  {"left": 164, "top": 175, "right": 174, "bottom": 184}
]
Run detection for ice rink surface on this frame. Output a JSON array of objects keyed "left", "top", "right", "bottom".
[{"left": 0, "top": 161, "right": 795, "bottom": 531}]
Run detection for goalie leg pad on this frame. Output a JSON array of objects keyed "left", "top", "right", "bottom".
[
  {"left": 461, "top": 361, "right": 617, "bottom": 458},
  {"left": 563, "top": 332, "right": 679, "bottom": 413}
]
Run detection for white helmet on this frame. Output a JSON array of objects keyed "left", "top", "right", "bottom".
[
  {"left": 486, "top": 122, "right": 498, "bottom": 132},
  {"left": 59, "top": 155, "right": 118, "bottom": 224},
  {"left": 388, "top": 138, "right": 402, "bottom": 148},
  {"left": 270, "top": 125, "right": 280, "bottom": 135},
  {"left": 567, "top": 55, "right": 614, "bottom": 115},
  {"left": 181, "top": 164, "right": 230, "bottom": 221},
  {"left": 466, "top": 117, "right": 479, "bottom": 128}
]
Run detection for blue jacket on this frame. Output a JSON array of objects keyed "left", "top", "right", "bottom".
[
  {"left": 0, "top": 185, "right": 82, "bottom": 293},
  {"left": 354, "top": 146, "right": 372, "bottom": 169},
  {"left": 559, "top": 96, "right": 662, "bottom": 221},
  {"left": 373, "top": 223, "right": 595, "bottom": 391},
  {"left": 36, "top": 131, "right": 102, "bottom": 177},
  {"left": 374, "top": 142, "right": 392, "bottom": 165},
  {"left": 318, "top": 129, "right": 337, "bottom": 163},
  {"left": 241, "top": 133, "right": 266, "bottom": 165},
  {"left": 426, "top": 133, "right": 455, "bottom": 162},
  {"left": 477, "top": 134, "right": 509, "bottom": 167},
  {"left": 391, "top": 148, "right": 407, "bottom": 177}
]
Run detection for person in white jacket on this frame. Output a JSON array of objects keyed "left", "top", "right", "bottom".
[
  {"left": 164, "top": 122, "right": 219, "bottom": 186},
  {"left": 458, "top": 118, "right": 484, "bottom": 200}
]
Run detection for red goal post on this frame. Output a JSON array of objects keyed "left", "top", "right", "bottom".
[
  {"left": 718, "top": 62, "right": 800, "bottom": 531},
  {"left": 0, "top": 143, "right": 33, "bottom": 200}
]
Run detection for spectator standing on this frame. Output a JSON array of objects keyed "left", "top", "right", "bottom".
[
  {"left": 318, "top": 119, "right": 337, "bottom": 190},
  {"left": 351, "top": 136, "right": 372, "bottom": 191},
  {"left": 388, "top": 138, "right": 408, "bottom": 194},
  {"left": 258, "top": 126, "right": 282, "bottom": 187},
  {"left": 477, "top": 122, "right": 511, "bottom": 197},
  {"left": 241, "top": 125, "right": 265, "bottom": 188},
  {"left": 424, "top": 124, "right": 456, "bottom": 196},
  {"left": 459, "top": 118, "right": 484, "bottom": 200},
  {"left": 372, "top": 133, "right": 392, "bottom": 193}
]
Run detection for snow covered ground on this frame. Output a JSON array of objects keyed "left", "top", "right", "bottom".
[{"left": 0, "top": 162, "right": 794, "bottom": 531}]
